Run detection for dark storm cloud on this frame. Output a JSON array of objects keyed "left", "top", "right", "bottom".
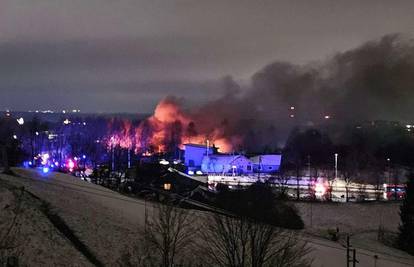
[
  {"left": 0, "top": 37, "right": 241, "bottom": 78},
  {"left": 208, "top": 34, "right": 414, "bottom": 127},
  {"left": 1, "top": 0, "right": 414, "bottom": 112},
  {"left": 166, "top": 34, "right": 414, "bottom": 150},
  {"left": 0, "top": 37, "right": 241, "bottom": 112}
]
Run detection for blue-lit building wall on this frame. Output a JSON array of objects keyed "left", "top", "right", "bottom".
[
  {"left": 184, "top": 144, "right": 282, "bottom": 175},
  {"left": 184, "top": 144, "right": 214, "bottom": 171}
]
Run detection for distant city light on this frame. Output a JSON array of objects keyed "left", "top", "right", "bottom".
[
  {"left": 315, "top": 182, "right": 327, "bottom": 197},
  {"left": 164, "top": 183, "right": 172, "bottom": 190},
  {"left": 110, "top": 136, "right": 116, "bottom": 145},
  {"left": 82, "top": 155, "right": 86, "bottom": 159},
  {"left": 290, "top": 106, "right": 295, "bottom": 110},
  {"left": 63, "top": 119, "right": 71, "bottom": 125},
  {"left": 48, "top": 134, "right": 58, "bottom": 140},
  {"left": 324, "top": 115, "right": 331, "bottom": 119},
  {"left": 41, "top": 153, "right": 50, "bottom": 165},
  {"left": 290, "top": 114, "right": 295, "bottom": 118},
  {"left": 12, "top": 135, "right": 17, "bottom": 140},
  {"left": 159, "top": 159, "right": 169, "bottom": 165},
  {"left": 42, "top": 167, "right": 50, "bottom": 174},
  {"left": 196, "top": 170, "right": 203, "bottom": 175},
  {"left": 67, "top": 159, "right": 75, "bottom": 171},
  {"left": 35, "top": 131, "right": 39, "bottom": 136},
  {"left": 187, "top": 170, "right": 194, "bottom": 175},
  {"left": 16, "top": 117, "right": 24, "bottom": 125}
]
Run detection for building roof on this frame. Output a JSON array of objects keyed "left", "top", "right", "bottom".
[
  {"left": 202, "top": 154, "right": 250, "bottom": 165},
  {"left": 249, "top": 154, "right": 282, "bottom": 165},
  {"left": 184, "top": 143, "right": 211, "bottom": 149}
]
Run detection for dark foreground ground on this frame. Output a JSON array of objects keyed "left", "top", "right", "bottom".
[{"left": 1, "top": 168, "right": 413, "bottom": 266}]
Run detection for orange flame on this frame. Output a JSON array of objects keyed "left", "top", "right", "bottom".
[{"left": 134, "top": 97, "right": 241, "bottom": 153}]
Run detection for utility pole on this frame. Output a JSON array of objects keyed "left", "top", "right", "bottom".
[
  {"left": 206, "top": 140, "right": 209, "bottom": 175},
  {"left": 346, "top": 235, "right": 358, "bottom": 267},
  {"left": 112, "top": 145, "right": 115, "bottom": 171},
  {"left": 127, "top": 148, "right": 131, "bottom": 169},
  {"left": 352, "top": 249, "right": 358, "bottom": 267},
  {"left": 347, "top": 235, "right": 350, "bottom": 267},
  {"left": 307, "top": 155, "right": 311, "bottom": 196},
  {"left": 308, "top": 155, "right": 313, "bottom": 228}
]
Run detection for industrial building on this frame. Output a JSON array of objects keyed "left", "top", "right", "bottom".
[{"left": 183, "top": 143, "right": 282, "bottom": 176}]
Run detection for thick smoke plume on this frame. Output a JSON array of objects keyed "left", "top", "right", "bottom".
[{"left": 117, "top": 34, "right": 414, "bottom": 153}]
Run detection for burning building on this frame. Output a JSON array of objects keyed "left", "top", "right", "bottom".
[{"left": 133, "top": 96, "right": 243, "bottom": 155}]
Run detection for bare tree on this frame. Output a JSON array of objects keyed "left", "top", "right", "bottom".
[
  {"left": 340, "top": 151, "right": 358, "bottom": 202},
  {"left": 123, "top": 201, "right": 197, "bottom": 267},
  {"left": 326, "top": 169, "right": 335, "bottom": 202},
  {"left": 199, "top": 213, "right": 312, "bottom": 267},
  {"left": 0, "top": 118, "right": 15, "bottom": 174},
  {"left": 272, "top": 172, "right": 290, "bottom": 199}
]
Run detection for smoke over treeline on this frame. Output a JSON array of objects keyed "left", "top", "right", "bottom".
[{"left": 136, "top": 34, "right": 414, "bottom": 153}]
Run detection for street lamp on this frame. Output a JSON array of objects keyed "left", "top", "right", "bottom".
[
  {"left": 110, "top": 136, "right": 116, "bottom": 172},
  {"left": 16, "top": 117, "right": 24, "bottom": 125},
  {"left": 386, "top": 158, "right": 391, "bottom": 184},
  {"left": 206, "top": 139, "right": 210, "bottom": 175},
  {"left": 334, "top": 153, "right": 338, "bottom": 179}
]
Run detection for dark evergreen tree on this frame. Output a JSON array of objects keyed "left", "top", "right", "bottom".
[{"left": 398, "top": 172, "right": 414, "bottom": 255}]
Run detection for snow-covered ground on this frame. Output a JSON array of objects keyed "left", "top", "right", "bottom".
[
  {"left": 295, "top": 201, "right": 401, "bottom": 233},
  {"left": 0, "top": 174, "right": 93, "bottom": 266},
  {"left": 1, "top": 168, "right": 153, "bottom": 266},
  {"left": 296, "top": 201, "right": 414, "bottom": 266},
  {"left": 1, "top": 168, "right": 413, "bottom": 266}
]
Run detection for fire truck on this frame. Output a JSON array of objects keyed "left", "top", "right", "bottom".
[{"left": 383, "top": 184, "right": 406, "bottom": 200}]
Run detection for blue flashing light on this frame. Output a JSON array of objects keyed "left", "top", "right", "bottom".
[
  {"left": 42, "top": 167, "right": 50, "bottom": 174},
  {"left": 28, "top": 161, "right": 33, "bottom": 166}
]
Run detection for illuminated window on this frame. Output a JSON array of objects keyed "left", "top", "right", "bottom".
[{"left": 164, "top": 183, "right": 172, "bottom": 190}]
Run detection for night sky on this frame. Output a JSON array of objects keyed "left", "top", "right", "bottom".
[{"left": 1, "top": 1, "right": 414, "bottom": 113}]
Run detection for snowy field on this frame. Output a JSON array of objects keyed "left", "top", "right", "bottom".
[
  {"left": 1, "top": 168, "right": 152, "bottom": 266},
  {"left": 1, "top": 168, "right": 413, "bottom": 266}
]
